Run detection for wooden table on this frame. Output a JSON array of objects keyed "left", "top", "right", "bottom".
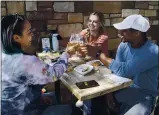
[
  {"left": 38, "top": 52, "right": 133, "bottom": 114},
  {"left": 61, "top": 65, "right": 133, "bottom": 101},
  {"left": 60, "top": 60, "right": 133, "bottom": 115}
]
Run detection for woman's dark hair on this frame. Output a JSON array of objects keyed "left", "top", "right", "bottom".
[
  {"left": 1, "top": 14, "right": 27, "bottom": 54},
  {"left": 88, "top": 11, "right": 105, "bottom": 33}
]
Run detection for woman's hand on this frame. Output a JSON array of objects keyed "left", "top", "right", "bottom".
[
  {"left": 79, "top": 44, "right": 88, "bottom": 57},
  {"left": 66, "top": 42, "right": 80, "bottom": 56}
]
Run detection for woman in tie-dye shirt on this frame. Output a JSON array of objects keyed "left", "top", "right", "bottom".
[{"left": 1, "top": 14, "right": 77, "bottom": 115}]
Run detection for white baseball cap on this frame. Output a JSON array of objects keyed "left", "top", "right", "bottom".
[{"left": 113, "top": 14, "right": 150, "bottom": 32}]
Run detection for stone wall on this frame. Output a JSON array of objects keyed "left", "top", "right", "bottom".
[{"left": 1, "top": 1, "right": 159, "bottom": 45}]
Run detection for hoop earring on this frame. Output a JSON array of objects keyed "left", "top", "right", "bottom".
[
  {"left": 6, "top": 24, "right": 14, "bottom": 51},
  {"left": 2, "top": 29, "right": 8, "bottom": 50}
]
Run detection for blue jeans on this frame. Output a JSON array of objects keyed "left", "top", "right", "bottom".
[
  {"left": 83, "top": 98, "right": 154, "bottom": 115},
  {"left": 118, "top": 98, "right": 154, "bottom": 115},
  {"left": 83, "top": 100, "right": 92, "bottom": 115},
  {"left": 83, "top": 87, "right": 155, "bottom": 115},
  {"left": 115, "top": 87, "right": 155, "bottom": 115}
]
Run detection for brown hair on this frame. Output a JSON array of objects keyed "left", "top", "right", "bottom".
[{"left": 86, "top": 12, "right": 105, "bottom": 39}]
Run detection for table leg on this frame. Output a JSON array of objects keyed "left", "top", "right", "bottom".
[
  {"left": 55, "top": 80, "right": 61, "bottom": 104},
  {"left": 71, "top": 95, "right": 110, "bottom": 115},
  {"left": 154, "top": 96, "right": 159, "bottom": 115},
  {"left": 71, "top": 95, "right": 83, "bottom": 115},
  {"left": 91, "top": 95, "right": 109, "bottom": 115}
]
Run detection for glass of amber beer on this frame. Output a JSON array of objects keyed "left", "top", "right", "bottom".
[
  {"left": 69, "top": 34, "right": 90, "bottom": 60},
  {"left": 69, "top": 34, "right": 82, "bottom": 56}
]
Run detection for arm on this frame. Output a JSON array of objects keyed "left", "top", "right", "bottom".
[
  {"left": 109, "top": 54, "right": 158, "bottom": 78},
  {"left": 98, "top": 42, "right": 124, "bottom": 67},
  {"left": 99, "top": 43, "right": 158, "bottom": 78},
  {"left": 99, "top": 53, "right": 113, "bottom": 67},
  {"left": 87, "top": 45, "right": 102, "bottom": 58},
  {"left": 24, "top": 44, "right": 79, "bottom": 85},
  {"left": 79, "top": 44, "right": 105, "bottom": 58},
  {"left": 80, "top": 34, "right": 109, "bottom": 58},
  {"left": 95, "top": 34, "right": 109, "bottom": 56},
  {"left": 24, "top": 52, "right": 70, "bottom": 85},
  {"left": 86, "top": 38, "right": 109, "bottom": 58}
]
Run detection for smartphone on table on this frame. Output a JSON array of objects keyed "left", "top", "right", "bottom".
[{"left": 76, "top": 80, "right": 99, "bottom": 89}]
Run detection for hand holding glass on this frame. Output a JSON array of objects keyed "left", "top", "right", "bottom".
[
  {"left": 66, "top": 42, "right": 80, "bottom": 56},
  {"left": 69, "top": 34, "right": 89, "bottom": 58}
]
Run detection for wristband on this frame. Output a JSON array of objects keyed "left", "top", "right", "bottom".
[{"left": 96, "top": 50, "right": 102, "bottom": 59}]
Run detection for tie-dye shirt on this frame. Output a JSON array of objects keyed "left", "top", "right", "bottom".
[{"left": 1, "top": 52, "right": 69, "bottom": 115}]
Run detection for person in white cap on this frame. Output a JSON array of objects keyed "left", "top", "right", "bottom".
[{"left": 95, "top": 14, "right": 158, "bottom": 115}]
